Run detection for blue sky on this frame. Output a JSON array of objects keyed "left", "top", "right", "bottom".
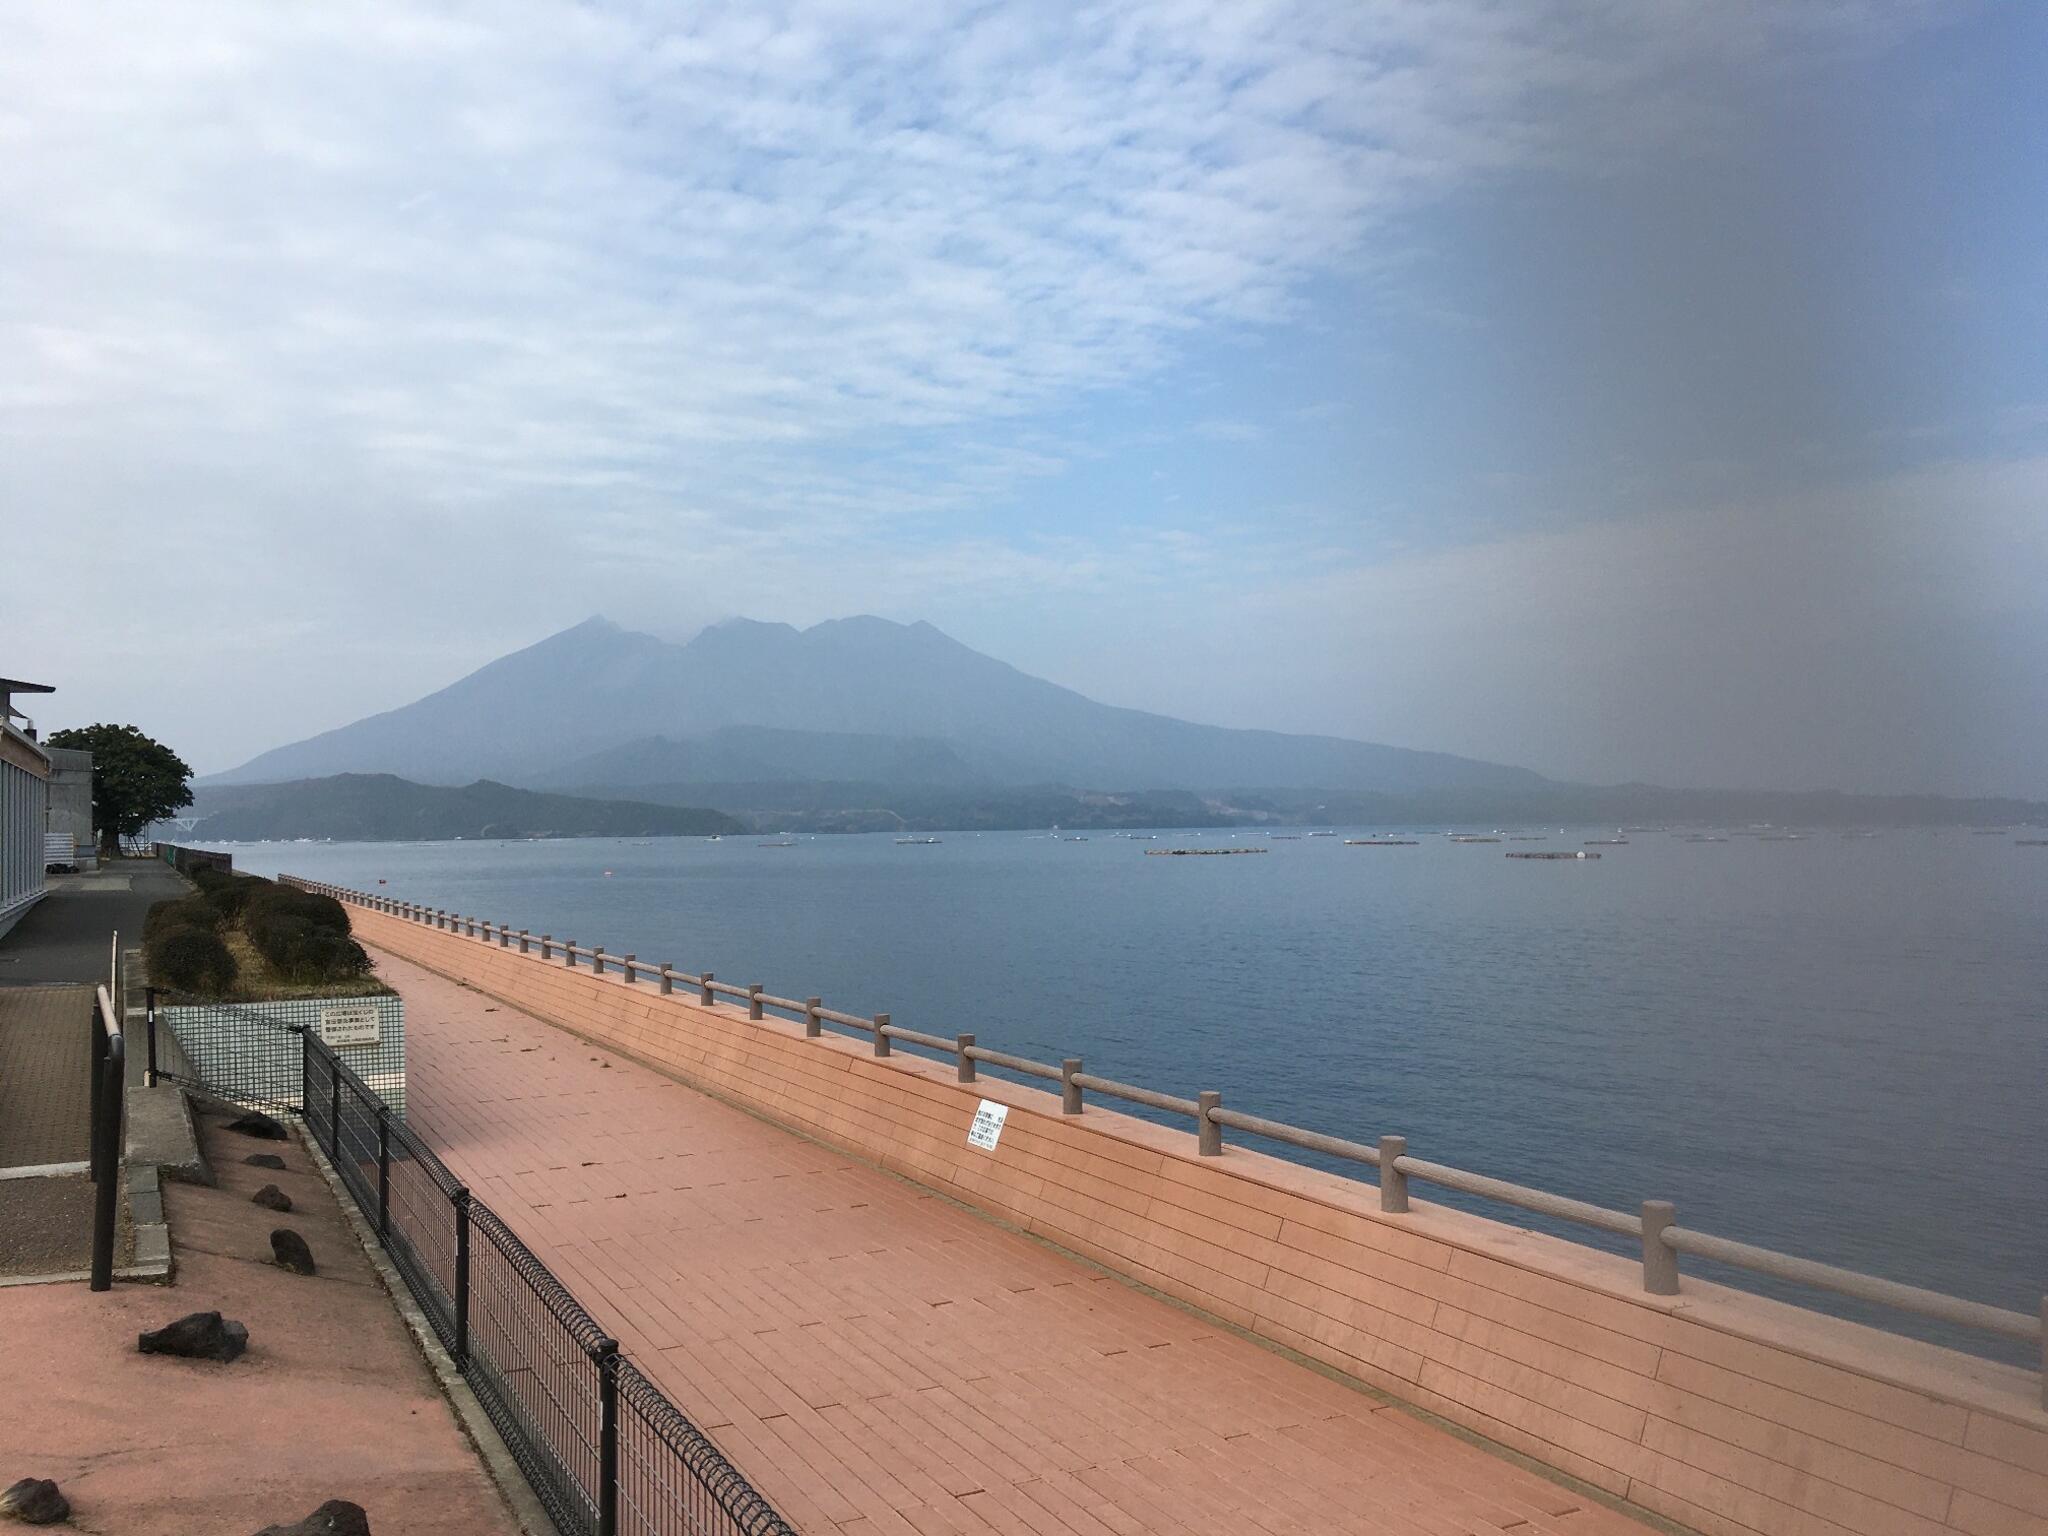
[{"left": 3, "top": 1, "right": 2043, "bottom": 795}]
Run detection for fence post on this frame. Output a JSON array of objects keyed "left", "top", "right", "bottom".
[
  {"left": 328, "top": 1055, "right": 341, "bottom": 1160},
  {"left": 519, "top": 929, "right": 530, "bottom": 954},
  {"left": 1642, "top": 1201, "right": 1679, "bottom": 1295},
  {"left": 1061, "top": 1058, "right": 1083, "bottom": 1114},
  {"left": 1198, "top": 1091, "right": 1222, "bottom": 1155},
  {"left": 957, "top": 1033, "right": 976, "bottom": 1083},
  {"left": 565, "top": 939, "right": 577, "bottom": 969},
  {"left": 145, "top": 986, "right": 158, "bottom": 1088},
  {"left": 749, "top": 985, "right": 764, "bottom": 1020},
  {"left": 300, "top": 1026, "right": 311, "bottom": 1118},
  {"left": 89, "top": 1006, "right": 106, "bottom": 1183},
  {"left": 623, "top": 954, "right": 637, "bottom": 984},
  {"left": 592, "top": 945, "right": 604, "bottom": 975},
  {"left": 541, "top": 935, "right": 552, "bottom": 960},
  {"left": 591, "top": 1336, "right": 621, "bottom": 1536},
  {"left": 1379, "top": 1135, "right": 1409, "bottom": 1212},
  {"left": 498, "top": 924, "right": 508, "bottom": 949},
  {"left": 700, "top": 971, "right": 714, "bottom": 1005},
  {"left": 376, "top": 1106, "right": 391, "bottom": 1240},
  {"left": 659, "top": 965, "right": 673, "bottom": 996},
  {"left": 453, "top": 1186, "right": 472, "bottom": 1369},
  {"left": 874, "top": 1013, "right": 891, "bottom": 1056},
  {"left": 805, "top": 998, "right": 821, "bottom": 1038}
]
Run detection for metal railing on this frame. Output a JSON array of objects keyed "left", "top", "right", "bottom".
[
  {"left": 290, "top": 878, "right": 2048, "bottom": 1406},
  {"left": 88, "top": 981, "right": 125, "bottom": 1292},
  {"left": 156, "top": 842, "right": 233, "bottom": 877},
  {"left": 149, "top": 982, "right": 794, "bottom": 1536}
]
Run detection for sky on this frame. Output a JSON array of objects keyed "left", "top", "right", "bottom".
[{"left": 3, "top": 1, "right": 2044, "bottom": 796}]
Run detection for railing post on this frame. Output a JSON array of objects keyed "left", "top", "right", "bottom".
[
  {"left": 749, "top": 985, "right": 764, "bottom": 1020},
  {"left": 328, "top": 1054, "right": 341, "bottom": 1160},
  {"left": 453, "top": 1186, "right": 472, "bottom": 1369},
  {"left": 700, "top": 971, "right": 714, "bottom": 1005},
  {"left": 623, "top": 954, "right": 637, "bottom": 984},
  {"left": 592, "top": 1336, "right": 620, "bottom": 1536},
  {"left": 540, "top": 934, "right": 552, "bottom": 960},
  {"left": 1198, "top": 1091, "right": 1222, "bottom": 1155},
  {"left": 957, "top": 1033, "right": 976, "bottom": 1082},
  {"left": 592, "top": 944, "right": 604, "bottom": 975},
  {"left": 2038, "top": 1296, "right": 2046, "bottom": 1411},
  {"left": 804, "top": 998, "right": 821, "bottom": 1038},
  {"left": 1379, "top": 1135, "right": 1409, "bottom": 1212},
  {"left": 498, "top": 923, "right": 508, "bottom": 948},
  {"left": 519, "top": 929, "right": 530, "bottom": 954},
  {"left": 145, "top": 986, "right": 158, "bottom": 1087},
  {"left": 1642, "top": 1201, "right": 1679, "bottom": 1295},
  {"left": 89, "top": 1006, "right": 107, "bottom": 1183},
  {"left": 873, "top": 1013, "right": 891, "bottom": 1056},
  {"left": 1061, "top": 1058, "right": 1083, "bottom": 1114},
  {"left": 376, "top": 1106, "right": 391, "bottom": 1240},
  {"left": 658, "top": 965, "right": 674, "bottom": 997},
  {"left": 565, "top": 939, "right": 577, "bottom": 969}
]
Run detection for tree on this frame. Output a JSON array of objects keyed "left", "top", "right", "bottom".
[{"left": 44, "top": 724, "right": 194, "bottom": 855}]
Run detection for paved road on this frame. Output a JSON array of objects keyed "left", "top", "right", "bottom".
[
  {"left": 0, "top": 860, "right": 186, "bottom": 987},
  {"left": 381, "top": 945, "right": 1649, "bottom": 1536}
]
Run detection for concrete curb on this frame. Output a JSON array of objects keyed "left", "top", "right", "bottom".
[{"left": 298, "top": 1123, "right": 560, "bottom": 1536}]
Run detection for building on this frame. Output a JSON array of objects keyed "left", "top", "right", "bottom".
[
  {"left": 43, "top": 745, "right": 96, "bottom": 867},
  {"left": 0, "top": 676, "right": 56, "bottom": 938}
]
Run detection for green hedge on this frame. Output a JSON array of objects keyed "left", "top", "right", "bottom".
[
  {"left": 144, "top": 874, "right": 366, "bottom": 994},
  {"left": 149, "top": 925, "right": 239, "bottom": 994}
]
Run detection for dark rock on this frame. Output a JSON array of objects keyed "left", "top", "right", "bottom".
[
  {"left": 270, "top": 1228, "right": 316, "bottom": 1275},
  {"left": 251, "top": 1184, "right": 293, "bottom": 1212},
  {"left": 137, "top": 1311, "right": 248, "bottom": 1362},
  {"left": 0, "top": 1477, "right": 70, "bottom": 1525},
  {"left": 226, "top": 1111, "right": 287, "bottom": 1141},
  {"left": 252, "top": 1499, "right": 371, "bottom": 1536},
  {"left": 243, "top": 1153, "right": 287, "bottom": 1170}
]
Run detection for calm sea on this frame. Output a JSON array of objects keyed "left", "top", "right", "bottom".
[{"left": 236, "top": 827, "right": 2047, "bottom": 1361}]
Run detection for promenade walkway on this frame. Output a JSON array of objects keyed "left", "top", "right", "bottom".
[{"left": 382, "top": 944, "right": 1653, "bottom": 1536}]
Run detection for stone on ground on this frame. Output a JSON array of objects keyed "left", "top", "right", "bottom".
[
  {"left": 137, "top": 1310, "right": 249, "bottom": 1362},
  {"left": 251, "top": 1185, "right": 292, "bottom": 1212},
  {"left": 226, "top": 1111, "right": 287, "bottom": 1141},
  {"left": 0, "top": 1477, "right": 70, "bottom": 1525},
  {"left": 270, "top": 1228, "right": 316, "bottom": 1275},
  {"left": 252, "top": 1499, "right": 371, "bottom": 1536},
  {"left": 243, "top": 1153, "right": 287, "bottom": 1169}
]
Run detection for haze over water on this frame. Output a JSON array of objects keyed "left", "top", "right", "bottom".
[{"left": 245, "top": 827, "right": 2047, "bottom": 1361}]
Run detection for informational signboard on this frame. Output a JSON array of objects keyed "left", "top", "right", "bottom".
[
  {"left": 318, "top": 1002, "right": 382, "bottom": 1047},
  {"left": 967, "top": 1099, "right": 1008, "bottom": 1151}
]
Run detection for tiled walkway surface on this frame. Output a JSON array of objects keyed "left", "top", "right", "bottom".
[
  {"left": 0, "top": 983, "right": 90, "bottom": 1167},
  {"left": 384, "top": 946, "right": 1652, "bottom": 1536}
]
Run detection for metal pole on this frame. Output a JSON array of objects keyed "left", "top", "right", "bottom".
[
  {"left": 1379, "top": 1135, "right": 1409, "bottom": 1212},
  {"left": 593, "top": 1337, "right": 621, "bottom": 1536},
  {"left": 91, "top": 1039, "right": 121, "bottom": 1291},
  {"left": 328, "top": 1052, "right": 341, "bottom": 1160},
  {"left": 1197, "top": 1091, "right": 1222, "bottom": 1155},
  {"left": 89, "top": 1010, "right": 107, "bottom": 1183},
  {"left": 376, "top": 1106, "right": 391, "bottom": 1241},
  {"left": 453, "top": 1186, "right": 472, "bottom": 1370},
  {"left": 1642, "top": 1201, "right": 1680, "bottom": 1295},
  {"left": 145, "top": 986, "right": 158, "bottom": 1088}
]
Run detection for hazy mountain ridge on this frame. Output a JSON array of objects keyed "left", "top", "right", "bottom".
[
  {"left": 208, "top": 615, "right": 1548, "bottom": 794},
  {"left": 186, "top": 773, "right": 743, "bottom": 842}
]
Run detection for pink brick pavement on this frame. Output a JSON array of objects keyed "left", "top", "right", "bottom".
[{"left": 381, "top": 944, "right": 1653, "bottom": 1536}]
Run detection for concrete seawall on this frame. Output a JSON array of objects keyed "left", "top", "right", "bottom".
[{"left": 345, "top": 901, "right": 2048, "bottom": 1536}]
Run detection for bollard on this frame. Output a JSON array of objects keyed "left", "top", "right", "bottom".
[
  {"left": 873, "top": 1013, "right": 891, "bottom": 1056},
  {"left": 1198, "top": 1091, "right": 1222, "bottom": 1156},
  {"left": 1379, "top": 1135, "right": 1409, "bottom": 1212},
  {"left": 1641, "top": 1201, "right": 1679, "bottom": 1295},
  {"left": 659, "top": 965, "right": 674, "bottom": 997},
  {"left": 700, "top": 971, "right": 714, "bottom": 1005},
  {"left": 805, "top": 998, "right": 822, "bottom": 1038},
  {"left": 1061, "top": 1058, "right": 1083, "bottom": 1114},
  {"left": 749, "top": 985, "right": 764, "bottom": 1020},
  {"left": 622, "top": 954, "right": 636, "bottom": 984},
  {"left": 957, "top": 1033, "right": 976, "bottom": 1083}
]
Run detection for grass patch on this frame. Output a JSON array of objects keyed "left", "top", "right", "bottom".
[{"left": 215, "top": 926, "right": 394, "bottom": 1002}]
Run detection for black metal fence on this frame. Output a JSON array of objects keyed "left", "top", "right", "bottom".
[
  {"left": 89, "top": 983, "right": 125, "bottom": 1291},
  {"left": 159, "top": 993, "right": 796, "bottom": 1536}
]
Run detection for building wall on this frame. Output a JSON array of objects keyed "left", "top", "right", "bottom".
[
  {"left": 338, "top": 898, "right": 2048, "bottom": 1536},
  {"left": 0, "top": 724, "right": 50, "bottom": 937},
  {"left": 42, "top": 745, "right": 94, "bottom": 854}
]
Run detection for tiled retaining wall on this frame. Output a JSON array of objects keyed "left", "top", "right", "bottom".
[{"left": 346, "top": 901, "right": 2047, "bottom": 1536}]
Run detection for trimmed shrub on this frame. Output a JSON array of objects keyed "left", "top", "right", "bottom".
[
  {"left": 242, "top": 882, "right": 352, "bottom": 937},
  {"left": 199, "top": 872, "right": 266, "bottom": 922},
  {"left": 144, "top": 894, "right": 219, "bottom": 942},
  {"left": 148, "top": 925, "right": 238, "bottom": 995},
  {"left": 245, "top": 911, "right": 370, "bottom": 983}
]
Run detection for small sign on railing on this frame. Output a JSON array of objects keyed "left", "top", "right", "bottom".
[
  {"left": 319, "top": 1002, "right": 381, "bottom": 1047},
  {"left": 967, "top": 1099, "right": 1008, "bottom": 1151}
]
